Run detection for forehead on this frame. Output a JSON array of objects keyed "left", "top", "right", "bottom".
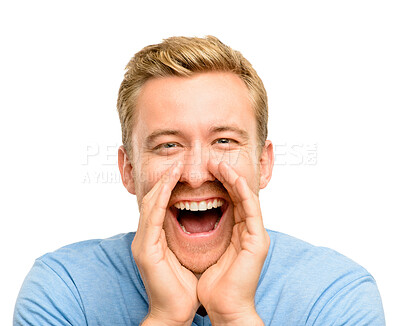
[{"left": 134, "top": 72, "right": 257, "bottom": 142}]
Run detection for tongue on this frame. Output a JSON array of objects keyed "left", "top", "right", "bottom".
[{"left": 179, "top": 209, "right": 220, "bottom": 233}]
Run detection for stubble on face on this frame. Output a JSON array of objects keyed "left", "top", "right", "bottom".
[
  {"left": 128, "top": 72, "right": 267, "bottom": 275},
  {"left": 163, "top": 179, "right": 234, "bottom": 274},
  {"left": 164, "top": 227, "right": 233, "bottom": 274}
]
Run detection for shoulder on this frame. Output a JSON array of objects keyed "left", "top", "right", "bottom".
[
  {"left": 37, "top": 232, "right": 135, "bottom": 272},
  {"left": 264, "top": 229, "right": 375, "bottom": 292},
  {"left": 256, "top": 230, "right": 385, "bottom": 325},
  {"left": 266, "top": 229, "right": 369, "bottom": 276},
  {"left": 13, "top": 233, "right": 148, "bottom": 325},
  {"left": 33, "top": 232, "right": 142, "bottom": 302}
]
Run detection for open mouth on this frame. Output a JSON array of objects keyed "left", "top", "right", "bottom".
[{"left": 170, "top": 198, "right": 228, "bottom": 235}]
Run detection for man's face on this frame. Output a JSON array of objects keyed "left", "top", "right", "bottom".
[{"left": 124, "top": 72, "right": 272, "bottom": 274}]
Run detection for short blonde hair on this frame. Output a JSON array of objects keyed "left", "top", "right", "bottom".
[{"left": 117, "top": 35, "right": 268, "bottom": 159}]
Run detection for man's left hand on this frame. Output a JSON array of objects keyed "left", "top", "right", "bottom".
[{"left": 197, "top": 161, "right": 269, "bottom": 326}]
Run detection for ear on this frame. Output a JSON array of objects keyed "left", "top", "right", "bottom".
[
  {"left": 118, "top": 145, "right": 136, "bottom": 195},
  {"left": 259, "top": 140, "right": 274, "bottom": 189}
]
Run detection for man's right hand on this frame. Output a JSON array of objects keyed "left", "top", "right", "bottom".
[{"left": 131, "top": 161, "right": 199, "bottom": 326}]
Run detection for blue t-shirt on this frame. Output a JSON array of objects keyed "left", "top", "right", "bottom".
[{"left": 13, "top": 230, "right": 385, "bottom": 325}]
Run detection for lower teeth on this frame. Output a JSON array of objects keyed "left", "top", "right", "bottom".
[{"left": 180, "top": 224, "right": 191, "bottom": 234}]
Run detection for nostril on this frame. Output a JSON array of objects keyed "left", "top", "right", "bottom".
[
  {"left": 179, "top": 170, "right": 215, "bottom": 187},
  {"left": 186, "top": 171, "right": 215, "bottom": 185}
]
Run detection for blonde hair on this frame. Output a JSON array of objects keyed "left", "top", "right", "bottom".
[{"left": 117, "top": 35, "right": 268, "bottom": 159}]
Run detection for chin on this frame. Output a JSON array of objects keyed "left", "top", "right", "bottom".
[{"left": 166, "top": 230, "right": 232, "bottom": 274}]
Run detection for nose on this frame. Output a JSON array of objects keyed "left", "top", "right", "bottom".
[{"left": 179, "top": 141, "right": 215, "bottom": 188}]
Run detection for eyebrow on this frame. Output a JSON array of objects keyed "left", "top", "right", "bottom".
[
  {"left": 144, "top": 125, "right": 250, "bottom": 147},
  {"left": 145, "top": 129, "right": 184, "bottom": 147},
  {"left": 208, "top": 125, "right": 250, "bottom": 141}
]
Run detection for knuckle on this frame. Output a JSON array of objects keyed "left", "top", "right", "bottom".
[
  {"left": 144, "top": 217, "right": 154, "bottom": 229},
  {"left": 140, "top": 199, "right": 152, "bottom": 217},
  {"left": 141, "top": 194, "right": 150, "bottom": 207},
  {"left": 140, "top": 206, "right": 149, "bottom": 218},
  {"left": 131, "top": 247, "right": 139, "bottom": 261},
  {"left": 132, "top": 248, "right": 146, "bottom": 265},
  {"left": 131, "top": 240, "right": 140, "bottom": 258}
]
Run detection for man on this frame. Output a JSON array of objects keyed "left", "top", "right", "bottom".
[{"left": 14, "top": 36, "right": 385, "bottom": 325}]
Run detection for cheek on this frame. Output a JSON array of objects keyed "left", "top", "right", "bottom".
[
  {"left": 210, "top": 150, "right": 240, "bottom": 166},
  {"left": 210, "top": 147, "right": 257, "bottom": 170},
  {"left": 138, "top": 161, "right": 173, "bottom": 193},
  {"left": 210, "top": 146, "right": 256, "bottom": 167}
]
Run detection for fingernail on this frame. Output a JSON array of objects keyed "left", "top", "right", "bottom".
[{"left": 172, "top": 161, "right": 182, "bottom": 177}]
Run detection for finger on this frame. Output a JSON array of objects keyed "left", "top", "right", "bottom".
[
  {"left": 136, "top": 162, "right": 177, "bottom": 235},
  {"left": 218, "top": 161, "right": 243, "bottom": 201},
  {"left": 142, "top": 161, "right": 183, "bottom": 246},
  {"left": 235, "top": 176, "right": 264, "bottom": 236},
  {"left": 208, "top": 160, "right": 241, "bottom": 204},
  {"left": 213, "top": 161, "right": 264, "bottom": 233},
  {"left": 142, "top": 161, "right": 178, "bottom": 205}
]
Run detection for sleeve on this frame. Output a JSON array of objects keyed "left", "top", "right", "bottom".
[
  {"left": 13, "top": 259, "right": 87, "bottom": 326},
  {"left": 312, "top": 275, "right": 386, "bottom": 326}
]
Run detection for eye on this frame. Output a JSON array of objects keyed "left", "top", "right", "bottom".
[
  {"left": 160, "top": 143, "right": 177, "bottom": 149},
  {"left": 215, "top": 138, "right": 238, "bottom": 144},
  {"left": 153, "top": 142, "right": 180, "bottom": 153},
  {"left": 216, "top": 138, "right": 231, "bottom": 144},
  {"left": 155, "top": 143, "right": 176, "bottom": 149}
]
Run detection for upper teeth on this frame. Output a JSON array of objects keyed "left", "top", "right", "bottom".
[{"left": 174, "top": 199, "right": 224, "bottom": 211}]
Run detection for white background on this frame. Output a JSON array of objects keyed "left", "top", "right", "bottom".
[{"left": 1, "top": 0, "right": 399, "bottom": 324}]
